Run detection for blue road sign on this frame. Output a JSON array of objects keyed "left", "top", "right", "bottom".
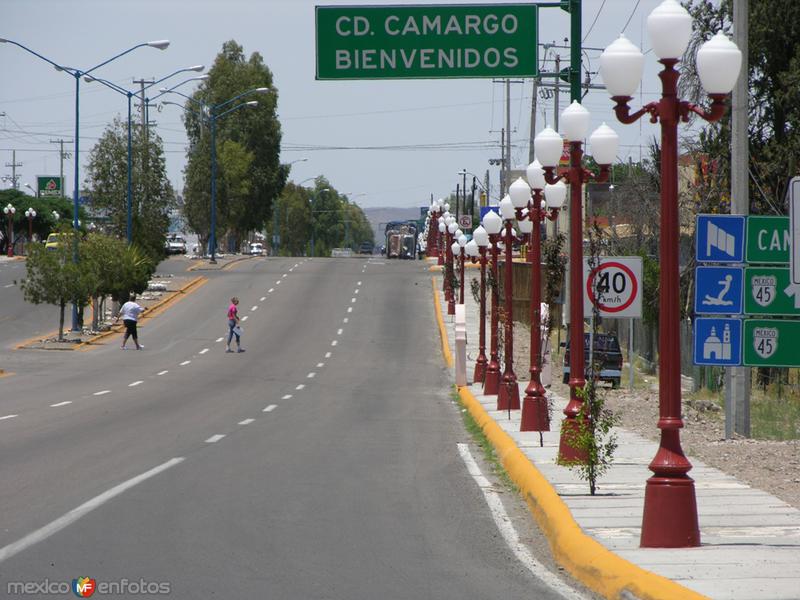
[
  {"left": 694, "top": 266, "right": 743, "bottom": 315},
  {"left": 693, "top": 317, "right": 742, "bottom": 366},
  {"left": 696, "top": 214, "right": 746, "bottom": 263}
]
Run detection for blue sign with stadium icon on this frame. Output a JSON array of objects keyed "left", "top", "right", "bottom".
[
  {"left": 696, "top": 214, "right": 746, "bottom": 263},
  {"left": 693, "top": 317, "right": 742, "bottom": 366}
]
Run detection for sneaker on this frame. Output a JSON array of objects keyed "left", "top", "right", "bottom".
[
  {"left": 226, "top": 349, "right": 234, "bottom": 353},
  {"left": 237, "top": 348, "right": 245, "bottom": 353}
]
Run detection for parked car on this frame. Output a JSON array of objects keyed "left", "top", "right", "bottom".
[
  {"left": 248, "top": 242, "right": 265, "bottom": 256},
  {"left": 562, "top": 332, "right": 623, "bottom": 388},
  {"left": 165, "top": 235, "right": 187, "bottom": 255},
  {"left": 45, "top": 233, "right": 67, "bottom": 251}
]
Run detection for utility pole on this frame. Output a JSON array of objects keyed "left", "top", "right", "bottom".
[
  {"left": 554, "top": 54, "right": 561, "bottom": 132},
  {"left": 133, "top": 78, "right": 153, "bottom": 217},
  {"left": 5, "top": 150, "right": 22, "bottom": 189},
  {"left": 528, "top": 78, "right": 539, "bottom": 165},
  {"left": 50, "top": 139, "right": 72, "bottom": 198},
  {"left": 506, "top": 78, "right": 511, "bottom": 191},
  {"left": 726, "top": 0, "right": 750, "bottom": 438}
]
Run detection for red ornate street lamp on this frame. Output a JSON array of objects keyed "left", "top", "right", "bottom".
[
  {"left": 457, "top": 233, "right": 467, "bottom": 304},
  {"left": 497, "top": 194, "right": 521, "bottom": 411},
  {"left": 3, "top": 203, "right": 16, "bottom": 257},
  {"left": 482, "top": 209, "right": 503, "bottom": 396},
  {"left": 510, "top": 166, "right": 567, "bottom": 431},
  {"left": 535, "top": 104, "right": 619, "bottom": 463},
  {"left": 599, "top": 0, "right": 742, "bottom": 548},
  {"left": 446, "top": 219, "right": 458, "bottom": 316},
  {"left": 470, "top": 226, "right": 490, "bottom": 383},
  {"left": 24, "top": 207, "right": 36, "bottom": 255}
]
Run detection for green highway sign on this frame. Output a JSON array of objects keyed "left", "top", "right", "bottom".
[
  {"left": 315, "top": 4, "right": 538, "bottom": 80},
  {"left": 746, "top": 216, "right": 790, "bottom": 264},
  {"left": 743, "top": 318, "right": 800, "bottom": 367},
  {"left": 744, "top": 266, "right": 800, "bottom": 316}
]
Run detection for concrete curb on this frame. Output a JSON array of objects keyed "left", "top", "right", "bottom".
[
  {"left": 457, "top": 386, "right": 708, "bottom": 600},
  {"left": 432, "top": 277, "right": 453, "bottom": 368},
  {"left": 187, "top": 255, "right": 254, "bottom": 272}
]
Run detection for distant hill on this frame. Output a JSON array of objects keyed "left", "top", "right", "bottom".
[{"left": 363, "top": 207, "right": 424, "bottom": 245}]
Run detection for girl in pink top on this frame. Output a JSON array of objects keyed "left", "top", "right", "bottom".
[{"left": 226, "top": 296, "right": 244, "bottom": 353}]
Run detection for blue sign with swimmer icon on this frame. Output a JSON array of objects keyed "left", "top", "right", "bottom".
[
  {"left": 694, "top": 266, "right": 744, "bottom": 315},
  {"left": 693, "top": 317, "right": 742, "bottom": 366}
]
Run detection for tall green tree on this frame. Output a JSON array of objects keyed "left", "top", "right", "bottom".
[
  {"left": 269, "top": 182, "right": 312, "bottom": 256},
  {"left": 183, "top": 40, "right": 286, "bottom": 251},
  {"left": 85, "top": 116, "right": 175, "bottom": 260}
]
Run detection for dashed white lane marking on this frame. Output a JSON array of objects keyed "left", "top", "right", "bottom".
[
  {"left": 128, "top": 381, "right": 144, "bottom": 387},
  {"left": 158, "top": 370, "right": 169, "bottom": 376},
  {"left": 325, "top": 352, "right": 332, "bottom": 359},
  {"left": 343, "top": 318, "right": 349, "bottom": 324},
  {"left": 276, "top": 280, "right": 281, "bottom": 285},
  {"left": 456, "top": 444, "right": 588, "bottom": 600},
  {"left": 260, "top": 296, "right": 266, "bottom": 302},
  {"left": 347, "top": 307, "right": 353, "bottom": 313},
  {"left": 357, "top": 281, "right": 362, "bottom": 286},
  {"left": 241, "top": 315, "right": 249, "bottom": 322},
  {"left": 205, "top": 434, "right": 225, "bottom": 443},
  {"left": 0, "top": 414, "right": 19, "bottom": 421},
  {"left": 268, "top": 288, "right": 274, "bottom": 293},
  {"left": 238, "top": 419, "right": 255, "bottom": 426},
  {"left": 354, "top": 289, "right": 359, "bottom": 294},
  {"left": 93, "top": 390, "right": 111, "bottom": 396},
  {"left": 295, "top": 384, "right": 305, "bottom": 390},
  {"left": 331, "top": 340, "right": 338, "bottom": 347},
  {"left": 294, "top": 263, "right": 299, "bottom": 268},
  {"left": 282, "top": 274, "right": 287, "bottom": 278},
  {"left": 281, "top": 394, "right": 292, "bottom": 400},
  {"left": 317, "top": 362, "right": 324, "bottom": 368},
  {"left": 216, "top": 337, "right": 224, "bottom": 343},
  {"left": 351, "top": 297, "right": 356, "bottom": 303},
  {"left": 199, "top": 348, "right": 209, "bottom": 355},
  {"left": 0, "top": 457, "right": 185, "bottom": 565},
  {"left": 307, "top": 372, "right": 316, "bottom": 379},
  {"left": 337, "top": 328, "right": 343, "bottom": 335},
  {"left": 251, "top": 306, "right": 258, "bottom": 312},
  {"left": 51, "top": 401, "right": 72, "bottom": 407},
  {"left": 3, "top": 284, "right": 13, "bottom": 288},
  {"left": 180, "top": 360, "right": 191, "bottom": 366},
  {"left": 263, "top": 404, "right": 277, "bottom": 412}
]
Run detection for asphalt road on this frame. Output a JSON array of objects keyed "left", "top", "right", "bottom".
[
  {"left": 0, "top": 258, "right": 55, "bottom": 347},
  {"left": 0, "top": 256, "right": 569, "bottom": 599}
]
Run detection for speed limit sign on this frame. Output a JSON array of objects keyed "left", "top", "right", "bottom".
[
  {"left": 583, "top": 257, "right": 643, "bottom": 318},
  {"left": 458, "top": 214, "right": 472, "bottom": 230}
]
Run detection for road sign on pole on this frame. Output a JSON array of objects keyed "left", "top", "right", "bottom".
[
  {"left": 583, "top": 256, "right": 642, "bottom": 319},
  {"left": 694, "top": 266, "right": 743, "bottom": 315},
  {"left": 743, "top": 318, "right": 800, "bottom": 367},
  {"left": 696, "top": 214, "right": 746, "bottom": 263},
  {"left": 315, "top": 4, "right": 539, "bottom": 80},
  {"left": 458, "top": 214, "right": 472, "bottom": 230},
  {"left": 743, "top": 266, "right": 800, "bottom": 316},
  {"left": 790, "top": 176, "right": 800, "bottom": 284},
  {"left": 746, "top": 216, "right": 790, "bottom": 264},
  {"left": 693, "top": 317, "right": 742, "bottom": 366}
]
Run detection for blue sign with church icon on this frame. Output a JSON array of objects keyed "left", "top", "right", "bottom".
[
  {"left": 693, "top": 317, "right": 742, "bottom": 366},
  {"left": 694, "top": 266, "right": 743, "bottom": 315}
]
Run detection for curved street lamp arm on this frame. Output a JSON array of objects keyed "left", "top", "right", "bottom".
[
  {"left": 214, "top": 87, "right": 268, "bottom": 111},
  {"left": 142, "top": 66, "right": 204, "bottom": 92},
  {"left": 160, "top": 100, "right": 204, "bottom": 121},
  {"left": 84, "top": 42, "right": 153, "bottom": 77},
  {"left": 216, "top": 100, "right": 257, "bottom": 120},
  {"left": 84, "top": 74, "right": 131, "bottom": 97},
  {"left": 152, "top": 86, "right": 204, "bottom": 108},
  {"left": 0, "top": 38, "right": 72, "bottom": 73}
]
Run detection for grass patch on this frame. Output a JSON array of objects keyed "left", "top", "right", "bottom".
[
  {"left": 453, "top": 389, "right": 518, "bottom": 493},
  {"left": 750, "top": 386, "right": 800, "bottom": 440}
]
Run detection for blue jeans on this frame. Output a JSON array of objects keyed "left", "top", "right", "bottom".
[{"left": 227, "top": 319, "right": 240, "bottom": 346}]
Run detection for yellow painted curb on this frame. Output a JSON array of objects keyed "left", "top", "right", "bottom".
[
  {"left": 0, "top": 369, "right": 14, "bottom": 379},
  {"left": 428, "top": 264, "right": 443, "bottom": 272},
  {"left": 431, "top": 277, "right": 453, "bottom": 368},
  {"left": 458, "top": 386, "right": 709, "bottom": 600}
]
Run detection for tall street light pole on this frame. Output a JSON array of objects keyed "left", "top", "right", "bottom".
[
  {"left": 85, "top": 69, "right": 206, "bottom": 243},
  {"left": 0, "top": 37, "right": 169, "bottom": 330},
  {"left": 481, "top": 209, "right": 503, "bottom": 396},
  {"left": 535, "top": 105, "right": 618, "bottom": 463},
  {"left": 3, "top": 204, "right": 15, "bottom": 257},
  {"left": 161, "top": 86, "right": 269, "bottom": 263},
  {"left": 600, "top": 0, "right": 741, "bottom": 548},
  {"left": 511, "top": 165, "right": 566, "bottom": 432},
  {"left": 497, "top": 193, "right": 521, "bottom": 411}
]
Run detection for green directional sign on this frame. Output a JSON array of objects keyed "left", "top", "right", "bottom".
[
  {"left": 746, "top": 216, "right": 790, "bottom": 264},
  {"left": 744, "top": 266, "right": 800, "bottom": 316},
  {"left": 315, "top": 4, "right": 538, "bottom": 80},
  {"left": 743, "top": 318, "right": 800, "bottom": 367}
]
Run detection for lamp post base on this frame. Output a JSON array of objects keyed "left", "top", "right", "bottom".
[
  {"left": 521, "top": 389, "right": 550, "bottom": 431},
  {"left": 497, "top": 372, "right": 520, "bottom": 411},
  {"left": 483, "top": 362, "right": 500, "bottom": 396},
  {"left": 640, "top": 475, "right": 701, "bottom": 548},
  {"left": 473, "top": 355, "right": 488, "bottom": 384},
  {"left": 557, "top": 416, "right": 589, "bottom": 464}
]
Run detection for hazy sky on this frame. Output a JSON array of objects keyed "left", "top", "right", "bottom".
[{"left": 2, "top": 0, "right": 672, "bottom": 209}]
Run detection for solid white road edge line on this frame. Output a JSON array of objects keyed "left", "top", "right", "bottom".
[
  {"left": 205, "top": 434, "right": 225, "bottom": 443},
  {"left": 238, "top": 419, "right": 255, "bottom": 425},
  {"left": 0, "top": 457, "right": 185, "bottom": 564},
  {"left": 456, "top": 443, "right": 588, "bottom": 600},
  {"left": 50, "top": 401, "right": 72, "bottom": 407}
]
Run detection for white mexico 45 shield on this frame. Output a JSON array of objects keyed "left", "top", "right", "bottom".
[
  {"left": 753, "top": 327, "right": 779, "bottom": 359},
  {"left": 751, "top": 275, "right": 777, "bottom": 308}
]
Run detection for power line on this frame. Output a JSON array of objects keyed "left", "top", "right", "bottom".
[
  {"left": 583, "top": 0, "right": 607, "bottom": 42},
  {"left": 622, "top": 0, "right": 643, "bottom": 33}
]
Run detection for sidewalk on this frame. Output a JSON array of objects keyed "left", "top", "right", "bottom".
[{"left": 431, "top": 265, "right": 800, "bottom": 600}]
